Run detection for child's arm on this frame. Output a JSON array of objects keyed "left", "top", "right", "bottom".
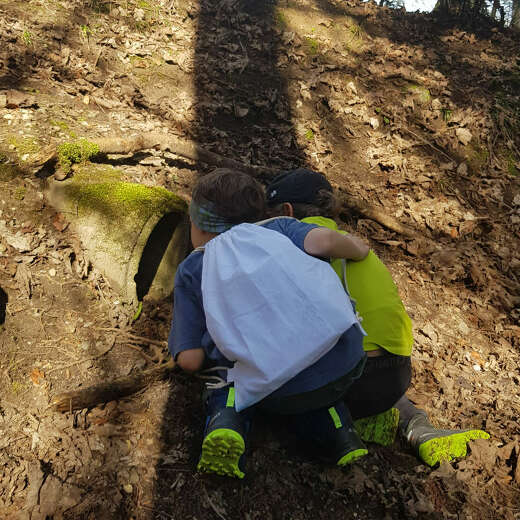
[
  {"left": 168, "top": 259, "right": 208, "bottom": 374},
  {"left": 303, "top": 227, "right": 369, "bottom": 261},
  {"left": 177, "top": 348, "right": 205, "bottom": 373}
]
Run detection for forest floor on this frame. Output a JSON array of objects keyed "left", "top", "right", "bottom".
[{"left": 0, "top": 0, "right": 519, "bottom": 518}]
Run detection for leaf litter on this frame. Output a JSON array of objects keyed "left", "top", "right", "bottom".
[{"left": 0, "top": 0, "right": 519, "bottom": 518}]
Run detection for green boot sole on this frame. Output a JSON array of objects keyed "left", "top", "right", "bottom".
[
  {"left": 337, "top": 448, "right": 368, "bottom": 466},
  {"left": 418, "top": 429, "right": 490, "bottom": 467},
  {"left": 197, "top": 428, "right": 245, "bottom": 479},
  {"left": 354, "top": 408, "right": 400, "bottom": 447}
]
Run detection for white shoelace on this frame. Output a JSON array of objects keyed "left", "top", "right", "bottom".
[{"left": 196, "top": 366, "right": 230, "bottom": 389}]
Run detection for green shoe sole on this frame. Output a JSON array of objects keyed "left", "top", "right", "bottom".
[
  {"left": 354, "top": 408, "right": 400, "bottom": 447},
  {"left": 197, "top": 428, "right": 245, "bottom": 479},
  {"left": 337, "top": 448, "right": 368, "bottom": 466},
  {"left": 418, "top": 429, "right": 490, "bottom": 467}
]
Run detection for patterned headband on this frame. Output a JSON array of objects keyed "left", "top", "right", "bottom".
[{"left": 189, "top": 198, "right": 235, "bottom": 233}]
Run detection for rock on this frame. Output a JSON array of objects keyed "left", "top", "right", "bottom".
[
  {"left": 369, "top": 117, "right": 379, "bottom": 129},
  {"left": 456, "top": 127, "right": 472, "bottom": 145}
]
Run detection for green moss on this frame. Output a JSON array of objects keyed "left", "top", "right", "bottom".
[
  {"left": 73, "top": 162, "right": 122, "bottom": 183},
  {"left": 14, "top": 186, "right": 26, "bottom": 200},
  {"left": 306, "top": 37, "right": 319, "bottom": 55},
  {"left": 10, "top": 381, "right": 27, "bottom": 394},
  {"left": 0, "top": 163, "right": 22, "bottom": 181},
  {"left": 63, "top": 180, "right": 187, "bottom": 221},
  {"left": 50, "top": 119, "right": 77, "bottom": 138},
  {"left": 57, "top": 138, "right": 100, "bottom": 173},
  {"left": 349, "top": 23, "right": 362, "bottom": 38},
  {"left": 274, "top": 9, "right": 287, "bottom": 28},
  {"left": 467, "top": 142, "right": 489, "bottom": 171},
  {"left": 404, "top": 84, "right": 431, "bottom": 104},
  {"left": 506, "top": 152, "right": 519, "bottom": 176},
  {"left": 7, "top": 135, "right": 40, "bottom": 157},
  {"left": 21, "top": 30, "right": 33, "bottom": 46}
]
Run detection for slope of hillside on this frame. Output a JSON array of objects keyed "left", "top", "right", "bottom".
[{"left": 0, "top": 0, "right": 519, "bottom": 518}]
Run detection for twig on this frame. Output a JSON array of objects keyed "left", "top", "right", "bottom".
[
  {"left": 47, "top": 343, "right": 114, "bottom": 375},
  {"left": 123, "top": 333, "right": 167, "bottom": 348},
  {"left": 398, "top": 126, "right": 455, "bottom": 164},
  {"left": 121, "top": 343, "right": 157, "bottom": 363},
  {"left": 202, "top": 485, "right": 227, "bottom": 520},
  {"left": 96, "top": 327, "right": 167, "bottom": 348}
]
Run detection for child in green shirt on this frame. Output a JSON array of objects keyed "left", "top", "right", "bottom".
[{"left": 266, "top": 168, "right": 489, "bottom": 467}]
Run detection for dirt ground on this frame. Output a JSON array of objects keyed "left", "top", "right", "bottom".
[{"left": 1, "top": 0, "right": 519, "bottom": 518}]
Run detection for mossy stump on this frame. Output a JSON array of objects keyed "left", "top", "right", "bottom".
[{"left": 45, "top": 164, "right": 189, "bottom": 302}]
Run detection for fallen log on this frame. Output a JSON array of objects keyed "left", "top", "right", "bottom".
[
  {"left": 51, "top": 361, "right": 174, "bottom": 413},
  {"left": 33, "top": 133, "right": 420, "bottom": 238}
]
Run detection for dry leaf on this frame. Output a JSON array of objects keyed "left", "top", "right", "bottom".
[
  {"left": 456, "top": 127, "right": 472, "bottom": 145},
  {"left": 30, "top": 368, "right": 45, "bottom": 386},
  {"left": 52, "top": 213, "right": 69, "bottom": 232}
]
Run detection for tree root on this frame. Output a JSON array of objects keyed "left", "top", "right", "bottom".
[
  {"left": 35, "top": 133, "right": 419, "bottom": 238},
  {"left": 50, "top": 361, "right": 174, "bottom": 413}
]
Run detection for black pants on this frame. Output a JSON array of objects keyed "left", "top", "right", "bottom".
[{"left": 344, "top": 352, "right": 412, "bottom": 420}]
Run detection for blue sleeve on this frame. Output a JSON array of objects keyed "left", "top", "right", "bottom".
[
  {"left": 167, "top": 254, "right": 232, "bottom": 368},
  {"left": 264, "top": 217, "right": 318, "bottom": 252},
  {"left": 168, "top": 275, "right": 207, "bottom": 360}
]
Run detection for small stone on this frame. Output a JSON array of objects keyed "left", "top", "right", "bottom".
[
  {"left": 49, "top": 268, "right": 56, "bottom": 277},
  {"left": 473, "top": 364, "right": 481, "bottom": 372}
]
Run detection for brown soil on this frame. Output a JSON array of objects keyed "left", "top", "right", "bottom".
[{"left": 0, "top": 0, "right": 519, "bottom": 519}]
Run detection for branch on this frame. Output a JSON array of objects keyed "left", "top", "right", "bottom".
[
  {"left": 50, "top": 361, "right": 174, "bottom": 412},
  {"left": 36, "top": 133, "right": 420, "bottom": 238}
]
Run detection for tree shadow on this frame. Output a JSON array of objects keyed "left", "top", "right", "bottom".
[{"left": 0, "top": 286, "right": 7, "bottom": 325}]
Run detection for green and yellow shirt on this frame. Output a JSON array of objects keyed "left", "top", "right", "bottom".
[{"left": 302, "top": 216, "right": 413, "bottom": 357}]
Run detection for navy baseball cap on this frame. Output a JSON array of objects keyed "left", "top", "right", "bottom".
[{"left": 266, "top": 168, "right": 333, "bottom": 206}]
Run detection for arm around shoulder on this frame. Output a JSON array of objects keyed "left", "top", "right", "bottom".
[{"left": 303, "top": 227, "right": 369, "bottom": 261}]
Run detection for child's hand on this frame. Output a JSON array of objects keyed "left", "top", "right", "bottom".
[{"left": 304, "top": 228, "right": 369, "bottom": 261}]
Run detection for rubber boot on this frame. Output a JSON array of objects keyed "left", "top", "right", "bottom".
[
  {"left": 354, "top": 408, "right": 400, "bottom": 447},
  {"left": 334, "top": 426, "right": 369, "bottom": 467},
  {"left": 197, "top": 407, "right": 248, "bottom": 479},
  {"left": 404, "top": 413, "right": 490, "bottom": 467}
]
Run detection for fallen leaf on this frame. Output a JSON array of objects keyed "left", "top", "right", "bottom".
[
  {"left": 52, "top": 213, "right": 69, "bottom": 232},
  {"left": 456, "top": 127, "right": 472, "bottom": 145},
  {"left": 369, "top": 117, "right": 379, "bottom": 129},
  {"left": 470, "top": 351, "right": 485, "bottom": 365},
  {"left": 30, "top": 368, "right": 45, "bottom": 385}
]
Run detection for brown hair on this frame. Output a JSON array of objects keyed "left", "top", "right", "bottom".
[
  {"left": 192, "top": 168, "right": 266, "bottom": 224},
  {"left": 269, "top": 188, "right": 339, "bottom": 220}
]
